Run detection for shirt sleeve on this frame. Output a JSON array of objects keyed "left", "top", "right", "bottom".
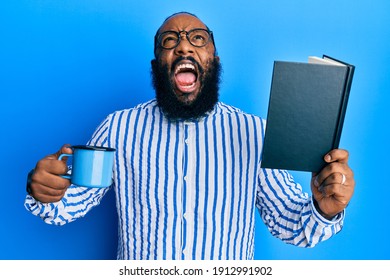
[
  {"left": 256, "top": 168, "right": 344, "bottom": 247},
  {"left": 24, "top": 114, "right": 114, "bottom": 226},
  {"left": 24, "top": 186, "right": 111, "bottom": 225}
]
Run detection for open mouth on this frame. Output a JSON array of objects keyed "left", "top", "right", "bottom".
[{"left": 174, "top": 61, "right": 199, "bottom": 94}]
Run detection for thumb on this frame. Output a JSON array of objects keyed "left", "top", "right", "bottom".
[{"left": 50, "top": 144, "right": 73, "bottom": 162}]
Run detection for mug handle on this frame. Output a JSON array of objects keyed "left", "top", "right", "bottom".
[{"left": 58, "top": 153, "right": 73, "bottom": 180}]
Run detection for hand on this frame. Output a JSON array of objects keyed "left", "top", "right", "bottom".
[
  {"left": 311, "top": 149, "right": 355, "bottom": 219},
  {"left": 29, "top": 144, "right": 73, "bottom": 203}
]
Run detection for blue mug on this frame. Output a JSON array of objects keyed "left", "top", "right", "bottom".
[{"left": 58, "top": 145, "right": 116, "bottom": 188}]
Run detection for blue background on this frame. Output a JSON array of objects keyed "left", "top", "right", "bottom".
[{"left": 1, "top": 0, "right": 389, "bottom": 260}]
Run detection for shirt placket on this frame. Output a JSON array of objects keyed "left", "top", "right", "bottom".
[{"left": 180, "top": 120, "right": 195, "bottom": 259}]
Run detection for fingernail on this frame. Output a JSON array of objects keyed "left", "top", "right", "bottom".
[
  {"left": 325, "top": 154, "right": 331, "bottom": 162},
  {"left": 314, "top": 177, "right": 319, "bottom": 187}
]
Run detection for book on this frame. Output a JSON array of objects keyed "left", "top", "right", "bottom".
[{"left": 260, "top": 55, "right": 355, "bottom": 172}]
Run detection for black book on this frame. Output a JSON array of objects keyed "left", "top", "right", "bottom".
[{"left": 260, "top": 55, "right": 355, "bottom": 172}]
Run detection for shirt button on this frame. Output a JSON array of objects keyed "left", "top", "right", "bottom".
[
  {"left": 185, "top": 139, "right": 189, "bottom": 144},
  {"left": 184, "top": 176, "right": 188, "bottom": 181}
]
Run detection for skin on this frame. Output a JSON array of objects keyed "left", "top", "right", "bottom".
[
  {"left": 29, "top": 13, "right": 355, "bottom": 220},
  {"left": 311, "top": 149, "right": 355, "bottom": 219},
  {"left": 30, "top": 144, "right": 73, "bottom": 203},
  {"left": 153, "top": 13, "right": 219, "bottom": 105}
]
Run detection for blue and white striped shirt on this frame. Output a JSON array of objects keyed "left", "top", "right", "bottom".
[{"left": 25, "top": 99, "right": 344, "bottom": 260}]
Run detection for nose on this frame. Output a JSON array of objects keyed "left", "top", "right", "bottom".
[{"left": 174, "top": 32, "right": 195, "bottom": 56}]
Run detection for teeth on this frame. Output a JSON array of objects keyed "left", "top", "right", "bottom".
[
  {"left": 181, "top": 84, "right": 195, "bottom": 89},
  {"left": 175, "top": 63, "right": 195, "bottom": 74}
]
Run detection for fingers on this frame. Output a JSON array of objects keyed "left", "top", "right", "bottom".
[
  {"left": 313, "top": 162, "right": 354, "bottom": 202},
  {"left": 316, "top": 172, "right": 347, "bottom": 196},
  {"left": 314, "top": 162, "right": 352, "bottom": 189},
  {"left": 30, "top": 170, "right": 70, "bottom": 203},
  {"left": 30, "top": 177, "right": 68, "bottom": 203},
  {"left": 30, "top": 144, "right": 73, "bottom": 203},
  {"left": 35, "top": 155, "right": 69, "bottom": 175},
  {"left": 314, "top": 149, "right": 352, "bottom": 187},
  {"left": 311, "top": 149, "right": 355, "bottom": 217},
  {"left": 38, "top": 144, "right": 73, "bottom": 173},
  {"left": 31, "top": 169, "right": 70, "bottom": 190},
  {"left": 313, "top": 162, "right": 354, "bottom": 199}
]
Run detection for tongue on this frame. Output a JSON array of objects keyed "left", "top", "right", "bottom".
[{"left": 176, "top": 72, "right": 196, "bottom": 86}]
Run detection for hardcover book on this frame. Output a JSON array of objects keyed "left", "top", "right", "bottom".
[{"left": 261, "top": 55, "right": 355, "bottom": 172}]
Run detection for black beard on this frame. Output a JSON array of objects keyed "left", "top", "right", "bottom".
[{"left": 151, "top": 56, "right": 221, "bottom": 120}]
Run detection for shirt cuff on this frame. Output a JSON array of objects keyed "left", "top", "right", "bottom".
[{"left": 24, "top": 194, "right": 64, "bottom": 214}]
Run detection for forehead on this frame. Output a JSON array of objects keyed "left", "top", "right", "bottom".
[{"left": 159, "top": 14, "right": 208, "bottom": 33}]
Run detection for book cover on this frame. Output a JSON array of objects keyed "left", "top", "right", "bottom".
[{"left": 260, "top": 55, "right": 355, "bottom": 172}]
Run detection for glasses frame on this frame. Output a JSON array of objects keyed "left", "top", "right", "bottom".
[{"left": 156, "top": 28, "right": 215, "bottom": 50}]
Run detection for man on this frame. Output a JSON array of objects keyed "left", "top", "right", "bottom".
[{"left": 25, "top": 12, "right": 355, "bottom": 260}]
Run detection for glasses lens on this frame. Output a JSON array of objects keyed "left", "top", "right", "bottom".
[
  {"left": 159, "top": 31, "right": 179, "bottom": 49},
  {"left": 188, "top": 29, "right": 210, "bottom": 47}
]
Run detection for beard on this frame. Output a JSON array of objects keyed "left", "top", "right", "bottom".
[{"left": 151, "top": 56, "right": 221, "bottom": 120}]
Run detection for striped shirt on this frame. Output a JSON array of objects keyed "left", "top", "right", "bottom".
[{"left": 25, "top": 99, "right": 344, "bottom": 260}]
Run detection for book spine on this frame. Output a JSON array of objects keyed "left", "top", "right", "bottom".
[{"left": 332, "top": 65, "right": 355, "bottom": 148}]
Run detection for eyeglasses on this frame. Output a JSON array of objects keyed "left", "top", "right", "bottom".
[{"left": 156, "top": 28, "right": 214, "bottom": 50}]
